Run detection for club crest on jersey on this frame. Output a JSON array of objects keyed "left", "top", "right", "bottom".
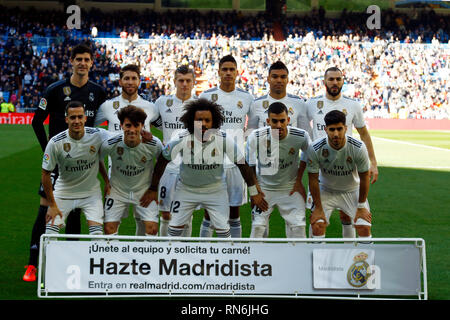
[
  {"left": 347, "top": 156, "right": 353, "bottom": 164},
  {"left": 317, "top": 101, "right": 323, "bottom": 109},
  {"left": 211, "top": 94, "right": 218, "bottom": 102},
  {"left": 166, "top": 99, "right": 173, "bottom": 107},
  {"left": 117, "top": 147, "right": 124, "bottom": 156},
  {"left": 263, "top": 101, "right": 269, "bottom": 109},
  {"left": 342, "top": 109, "right": 348, "bottom": 115},
  {"left": 63, "top": 143, "right": 71, "bottom": 153},
  {"left": 347, "top": 252, "right": 371, "bottom": 288},
  {"left": 288, "top": 107, "right": 294, "bottom": 115},
  {"left": 289, "top": 147, "right": 295, "bottom": 155},
  {"left": 90, "top": 146, "right": 96, "bottom": 154},
  {"left": 141, "top": 156, "right": 147, "bottom": 164},
  {"left": 63, "top": 86, "right": 71, "bottom": 96},
  {"left": 237, "top": 101, "right": 243, "bottom": 108},
  {"left": 89, "top": 92, "right": 95, "bottom": 102},
  {"left": 322, "top": 149, "right": 329, "bottom": 158},
  {"left": 113, "top": 101, "right": 120, "bottom": 110},
  {"left": 38, "top": 98, "right": 47, "bottom": 110}
]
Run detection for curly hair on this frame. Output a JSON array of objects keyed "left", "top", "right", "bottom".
[
  {"left": 180, "top": 98, "right": 224, "bottom": 134},
  {"left": 117, "top": 105, "right": 147, "bottom": 126}
]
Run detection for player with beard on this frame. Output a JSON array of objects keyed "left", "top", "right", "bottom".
[{"left": 305, "top": 67, "right": 378, "bottom": 238}]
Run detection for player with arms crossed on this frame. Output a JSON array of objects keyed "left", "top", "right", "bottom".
[
  {"left": 100, "top": 106, "right": 163, "bottom": 237},
  {"left": 198, "top": 55, "right": 254, "bottom": 238},
  {"left": 246, "top": 102, "right": 311, "bottom": 238},
  {"left": 154, "top": 65, "right": 196, "bottom": 237},
  {"left": 42, "top": 101, "right": 111, "bottom": 236},
  {"left": 305, "top": 67, "right": 378, "bottom": 238},
  {"left": 306, "top": 110, "right": 372, "bottom": 240},
  {"left": 149, "top": 98, "right": 268, "bottom": 238},
  {"left": 94, "top": 64, "right": 160, "bottom": 236},
  {"left": 24, "top": 43, "right": 106, "bottom": 281}
]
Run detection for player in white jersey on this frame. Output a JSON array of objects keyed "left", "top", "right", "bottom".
[
  {"left": 154, "top": 65, "right": 196, "bottom": 237},
  {"left": 198, "top": 55, "right": 254, "bottom": 238},
  {"left": 42, "top": 101, "right": 111, "bottom": 236},
  {"left": 306, "top": 110, "right": 372, "bottom": 240},
  {"left": 148, "top": 98, "right": 268, "bottom": 238},
  {"left": 246, "top": 102, "right": 311, "bottom": 238},
  {"left": 94, "top": 64, "right": 160, "bottom": 236},
  {"left": 305, "top": 67, "right": 378, "bottom": 238},
  {"left": 99, "top": 106, "right": 163, "bottom": 236},
  {"left": 247, "top": 61, "right": 310, "bottom": 133}
]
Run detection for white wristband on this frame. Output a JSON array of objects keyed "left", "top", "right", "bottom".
[
  {"left": 248, "top": 185, "right": 258, "bottom": 197},
  {"left": 357, "top": 202, "right": 366, "bottom": 209}
]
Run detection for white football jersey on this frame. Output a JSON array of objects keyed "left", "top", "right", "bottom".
[
  {"left": 162, "top": 129, "right": 244, "bottom": 192},
  {"left": 246, "top": 126, "right": 311, "bottom": 191},
  {"left": 248, "top": 93, "right": 310, "bottom": 134},
  {"left": 155, "top": 94, "right": 196, "bottom": 174},
  {"left": 199, "top": 87, "right": 254, "bottom": 168},
  {"left": 100, "top": 134, "right": 163, "bottom": 199},
  {"left": 94, "top": 94, "right": 160, "bottom": 132},
  {"left": 305, "top": 95, "right": 366, "bottom": 140},
  {"left": 306, "top": 135, "right": 370, "bottom": 193},
  {"left": 42, "top": 127, "right": 111, "bottom": 199}
]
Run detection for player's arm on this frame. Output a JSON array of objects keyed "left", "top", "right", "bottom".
[
  {"left": 290, "top": 132, "right": 311, "bottom": 199},
  {"left": 356, "top": 126, "right": 378, "bottom": 184},
  {"left": 355, "top": 170, "right": 371, "bottom": 225},
  {"left": 306, "top": 145, "right": 326, "bottom": 225},
  {"left": 42, "top": 169, "right": 62, "bottom": 226},
  {"left": 98, "top": 159, "right": 110, "bottom": 197},
  {"left": 148, "top": 154, "right": 170, "bottom": 194},
  {"left": 140, "top": 139, "right": 163, "bottom": 208},
  {"left": 32, "top": 97, "right": 51, "bottom": 152},
  {"left": 236, "top": 161, "right": 268, "bottom": 212}
]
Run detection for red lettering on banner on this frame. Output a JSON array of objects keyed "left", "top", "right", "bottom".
[{"left": 0, "top": 113, "right": 49, "bottom": 125}]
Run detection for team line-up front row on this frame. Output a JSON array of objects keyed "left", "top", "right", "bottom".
[{"left": 42, "top": 99, "right": 372, "bottom": 241}]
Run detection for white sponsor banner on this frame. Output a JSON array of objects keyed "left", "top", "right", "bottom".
[
  {"left": 313, "top": 249, "right": 375, "bottom": 289},
  {"left": 45, "top": 240, "right": 304, "bottom": 294}
]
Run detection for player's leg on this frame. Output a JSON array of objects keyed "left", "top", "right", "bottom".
[
  {"left": 167, "top": 187, "right": 197, "bottom": 237},
  {"left": 310, "top": 191, "right": 334, "bottom": 238},
  {"left": 199, "top": 209, "right": 214, "bottom": 237},
  {"left": 65, "top": 208, "right": 81, "bottom": 236},
  {"left": 278, "top": 192, "right": 307, "bottom": 238},
  {"left": 81, "top": 195, "right": 105, "bottom": 235},
  {"left": 339, "top": 210, "right": 356, "bottom": 238},
  {"left": 158, "top": 171, "right": 178, "bottom": 236},
  {"left": 44, "top": 198, "right": 71, "bottom": 234},
  {"left": 250, "top": 189, "right": 273, "bottom": 238},
  {"left": 104, "top": 195, "right": 127, "bottom": 235},
  {"left": 202, "top": 187, "right": 231, "bottom": 238},
  {"left": 338, "top": 191, "right": 372, "bottom": 240},
  {"left": 226, "top": 167, "right": 246, "bottom": 238},
  {"left": 136, "top": 197, "right": 159, "bottom": 236}
]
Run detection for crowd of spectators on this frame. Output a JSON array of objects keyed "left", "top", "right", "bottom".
[{"left": 0, "top": 6, "right": 448, "bottom": 119}]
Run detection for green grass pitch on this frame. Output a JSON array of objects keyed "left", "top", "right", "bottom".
[{"left": 0, "top": 125, "right": 449, "bottom": 299}]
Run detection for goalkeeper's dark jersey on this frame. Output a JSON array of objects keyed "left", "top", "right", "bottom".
[{"left": 32, "top": 78, "right": 106, "bottom": 152}]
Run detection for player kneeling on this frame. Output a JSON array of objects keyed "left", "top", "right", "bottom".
[
  {"left": 306, "top": 110, "right": 372, "bottom": 240},
  {"left": 100, "top": 106, "right": 163, "bottom": 237}
]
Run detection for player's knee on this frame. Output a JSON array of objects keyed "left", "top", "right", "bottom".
[
  {"left": 229, "top": 206, "right": 240, "bottom": 219},
  {"left": 339, "top": 211, "right": 352, "bottom": 223},
  {"left": 355, "top": 225, "right": 371, "bottom": 237},
  {"left": 311, "top": 221, "right": 326, "bottom": 236},
  {"left": 145, "top": 223, "right": 158, "bottom": 236},
  {"left": 161, "top": 211, "right": 171, "bottom": 220},
  {"left": 104, "top": 223, "right": 118, "bottom": 235}
]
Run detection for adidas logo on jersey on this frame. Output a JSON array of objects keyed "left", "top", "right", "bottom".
[
  {"left": 65, "top": 154, "right": 72, "bottom": 158},
  {"left": 166, "top": 108, "right": 172, "bottom": 113}
]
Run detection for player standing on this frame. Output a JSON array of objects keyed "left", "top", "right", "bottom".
[
  {"left": 100, "top": 106, "right": 163, "bottom": 236},
  {"left": 198, "top": 55, "right": 254, "bottom": 238},
  {"left": 24, "top": 43, "right": 106, "bottom": 282},
  {"left": 246, "top": 102, "right": 311, "bottom": 238},
  {"left": 306, "top": 110, "right": 372, "bottom": 240},
  {"left": 305, "top": 67, "right": 378, "bottom": 238},
  {"left": 154, "top": 65, "right": 196, "bottom": 237},
  {"left": 148, "top": 98, "right": 268, "bottom": 238}
]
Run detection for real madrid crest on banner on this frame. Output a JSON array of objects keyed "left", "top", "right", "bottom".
[
  {"left": 263, "top": 100, "right": 269, "bottom": 109},
  {"left": 322, "top": 148, "right": 329, "bottom": 158},
  {"left": 237, "top": 101, "right": 243, "bottom": 109},
  {"left": 211, "top": 94, "right": 218, "bottom": 102},
  {"left": 317, "top": 101, "right": 323, "bottom": 109},
  {"left": 347, "top": 252, "right": 371, "bottom": 288},
  {"left": 166, "top": 99, "right": 173, "bottom": 107},
  {"left": 63, "top": 143, "right": 71, "bottom": 153},
  {"left": 113, "top": 101, "right": 120, "bottom": 110}
]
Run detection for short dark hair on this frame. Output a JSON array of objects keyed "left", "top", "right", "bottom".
[
  {"left": 180, "top": 98, "right": 224, "bottom": 134},
  {"left": 120, "top": 64, "right": 140, "bottom": 79},
  {"left": 267, "top": 102, "right": 288, "bottom": 116},
  {"left": 219, "top": 55, "right": 237, "bottom": 69},
  {"left": 324, "top": 110, "right": 346, "bottom": 126},
  {"left": 65, "top": 100, "right": 85, "bottom": 116},
  {"left": 70, "top": 43, "right": 93, "bottom": 60},
  {"left": 117, "top": 105, "right": 147, "bottom": 126},
  {"left": 174, "top": 65, "right": 195, "bottom": 79},
  {"left": 324, "top": 67, "right": 343, "bottom": 79},
  {"left": 269, "top": 61, "right": 288, "bottom": 75}
]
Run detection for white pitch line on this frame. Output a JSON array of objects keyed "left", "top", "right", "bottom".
[
  {"left": 379, "top": 165, "right": 450, "bottom": 170},
  {"left": 372, "top": 136, "right": 450, "bottom": 152}
]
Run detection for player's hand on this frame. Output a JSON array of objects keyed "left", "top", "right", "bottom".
[
  {"left": 46, "top": 205, "right": 62, "bottom": 226},
  {"left": 370, "top": 162, "right": 378, "bottom": 184},
  {"left": 140, "top": 189, "right": 158, "bottom": 208},
  {"left": 250, "top": 192, "right": 268, "bottom": 212},
  {"left": 310, "top": 208, "right": 327, "bottom": 226},
  {"left": 354, "top": 207, "right": 372, "bottom": 224},
  {"left": 290, "top": 180, "right": 306, "bottom": 201},
  {"left": 141, "top": 129, "right": 153, "bottom": 143}
]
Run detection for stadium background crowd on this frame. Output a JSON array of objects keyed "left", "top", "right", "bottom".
[{"left": 0, "top": 5, "right": 448, "bottom": 120}]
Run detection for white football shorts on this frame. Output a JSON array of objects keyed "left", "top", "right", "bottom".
[
  {"left": 104, "top": 191, "right": 159, "bottom": 223},
  {"left": 53, "top": 194, "right": 104, "bottom": 226},
  {"left": 318, "top": 189, "right": 371, "bottom": 224}
]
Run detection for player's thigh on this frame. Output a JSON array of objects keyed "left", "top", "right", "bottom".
[
  {"left": 158, "top": 171, "right": 178, "bottom": 212},
  {"left": 251, "top": 189, "right": 275, "bottom": 226},
  {"left": 80, "top": 195, "right": 104, "bottom": 224},
  {"left": 104, "top": 195, "right": 129, "bottom": 223},
  {"left": 201, "top": 188, "right": 231, "bottom": 230},
  {"left": 225, "top": 166, "right": 247, "bottom": 206},
  {"left": 52, "top": 198, "right": 74, "bottom": 226},
  {"left": 277, "top": 191, "right": 307, "bottom": 227},
  {"left": 135, "top": 201, "right": 159, "bottom": 224},
  {"left": 168, "top": 188, "right": 198, "bottom": 227},
  {"left": 317, "top": 190, "right": 337, "bottom": 224},
  {"left": 337, "top": 191, "right": 371, "bottom": 221}
]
